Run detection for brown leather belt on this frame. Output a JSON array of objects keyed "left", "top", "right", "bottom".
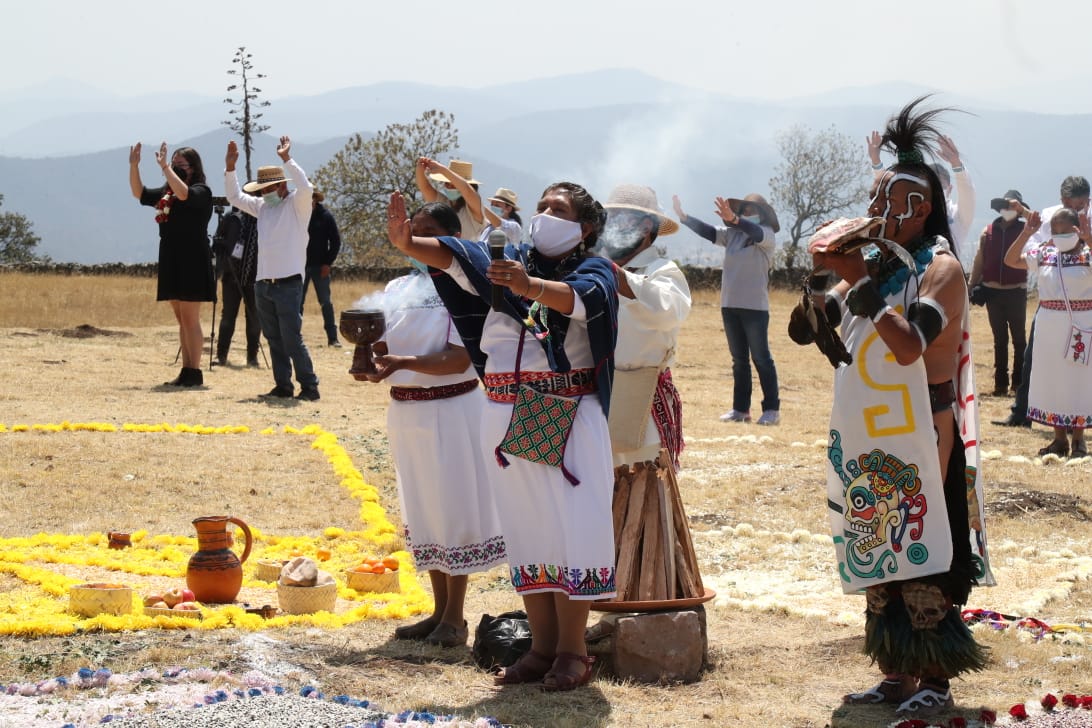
[
  {"left": 929, "top": 380, "right": 956, "bottom": 413},
  {"left": 389, "top": 379, "right": 478, "bottom": 401}
]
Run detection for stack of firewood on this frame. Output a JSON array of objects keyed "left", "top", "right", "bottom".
[{"left": 610, "top": 450, "right": 704, "bottom": 602}]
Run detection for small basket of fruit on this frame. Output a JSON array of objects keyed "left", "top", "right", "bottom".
[
  {"left": 254, "top": 559, "right": 288, "bottom": 582},
  {"left": 69, "top": 583, "right": 134, "bottom": 617},
  {"left": 143, "top": 587, "right": 203, "bottom": 619},
  {"left": 345, "top": 556, "right": 401, "bottom": 593}
]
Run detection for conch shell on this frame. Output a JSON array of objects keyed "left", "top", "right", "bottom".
[{"left": 807, "top": 217, "right": 884, "bottom": 255}]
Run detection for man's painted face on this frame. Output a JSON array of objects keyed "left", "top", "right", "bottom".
[{"left": 868, "top": 172, "right": 928, "bottom": 243}]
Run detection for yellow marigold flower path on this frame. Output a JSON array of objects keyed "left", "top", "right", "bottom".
[{"left": 0, "top": 422, "right": 431, "bottom": 636}]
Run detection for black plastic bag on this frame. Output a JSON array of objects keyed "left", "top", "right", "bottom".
[
  {"left": 969, "top": 284, "right": 994, "bottom": 307},
  {"left": 471, "top": 609, "right": 532, "bottom": 672}
]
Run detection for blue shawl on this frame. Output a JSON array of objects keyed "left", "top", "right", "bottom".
[{"left": 428, "top": 236, "right": 619, "bottom": 417}]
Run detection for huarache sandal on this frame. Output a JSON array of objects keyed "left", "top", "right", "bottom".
[
  {"left": 393, "top": 616, "right": 439, "bottom": 641},
  {"left": 424, "top": 620, "right": 468, "bottom": 648},
  {"left": 494, "top": 650, "right": 554, "bottom": 686},
  {"left": 895, "top": 685, "right": 953, "bottom": 716},
  {"left": 842, "top": 677, "right": 913, "bottom": 705},
  {"left": 1038, "top": 440, "right": 1069, "bottom": 458},
  {"left": 541, "top": 652, "right": 595, "bottom": 692}
]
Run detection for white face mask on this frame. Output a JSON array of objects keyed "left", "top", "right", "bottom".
[
  {"left": 262, "top": 191, "right": 282, "bottom": 208},
  {"left": 999, "top": 209, "right": 1019, "bottom": 222},
  {"left": 741, "top": 214, "right": 762, "bottom": 226},
  {"left": 1053, "top": 232, "right": 1081, "bottom": 253},
  {"left": 529, "top": 213, "right": 584, "bottom": 256}
]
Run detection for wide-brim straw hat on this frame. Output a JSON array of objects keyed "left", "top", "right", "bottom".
[
  {"left": 726, "top": 193, "right": 780, "bottom": 233},
  {"left": 243, "top": 165, "right": 288, "bottom": 194},
  {"left": 603, "top": 184, "right": 679, "bottom": 236},
  {"left": 428, "top": 159, "right": 479, "bottom": 185},
  {"left": 487, "top": 187, "right": 520, "bottom": 210}
]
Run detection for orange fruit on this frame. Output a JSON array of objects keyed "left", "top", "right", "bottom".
[
  {"left": 370, "top": 564, "right": 387, "bottom": 574},
  {"left": 289, "top": 550, "right": 303, "bottom": 557},
  {"left": 363, "top": 557, "right": 379, "bottom": 566},
  {"left": 381, "top": 556, "right": 399, "bottom": 570},
  {"left": 316, "top": 549, "right": 332, "bottom": 561}
]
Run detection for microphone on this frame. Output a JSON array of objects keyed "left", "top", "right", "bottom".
[{"left": 488, "top": 228, "right": 507, "bottom": 312}]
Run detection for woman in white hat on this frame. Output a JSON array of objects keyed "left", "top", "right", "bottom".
[
  {"left": 128, "top": 141, "right": 215, "bottom": 388},
  {"left": 415, "top": 157, "right": 486, "bottom": 241},
  {"left": 481, "top": 187, "right": 524, "bottom": 244}
]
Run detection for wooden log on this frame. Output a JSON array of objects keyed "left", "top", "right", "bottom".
[
  {"left": 614, "top": 464, "right": 649, "bottom": 601},
  {"left": 612, "top": 465, "right": 632, "bottom": 540},
  {"left": 661, "top": 450, "right": 704, "bottom": 594},
  {"left": 638, "top": 465, "right": 665, "bottom": 601},
  {"left": 657, "top": 472, "right": 677, "bottom": 599}
]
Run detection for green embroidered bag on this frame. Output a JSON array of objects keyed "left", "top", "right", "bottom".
[{"left": 495, "top": 330, "right": 582, "bottom": 485}]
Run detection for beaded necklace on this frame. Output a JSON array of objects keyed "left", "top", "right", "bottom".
[{"left": 866, "top": 240, "right": 935, "bottom": 298}]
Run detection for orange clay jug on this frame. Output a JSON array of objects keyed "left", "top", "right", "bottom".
[{"left": 186, "top": 515, "right": 253, "bottom": 603}]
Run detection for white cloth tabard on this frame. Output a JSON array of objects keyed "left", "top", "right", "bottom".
[{"left": 379, "top": 272, "right": 505, "bottom": 574}]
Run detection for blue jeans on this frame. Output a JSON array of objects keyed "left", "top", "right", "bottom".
[
  {"left": 721, "top": 307, "right": 779, "bottom": 413},
  {"left": 302, "top": 265, "right": 338, "bottom": 344},
  {"left": 256, "top": 277, "right": 319, "bottom": 391}
]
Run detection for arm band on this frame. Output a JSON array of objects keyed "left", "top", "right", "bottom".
[
  {"left": 845, "top": 278, "right": 886, "bottom": 320},
  {"left": 824, "top": 293, "right": 842, "bottom": 328},
  {"left": 907, "top": 299, "right": 945, "bottom": 346}
]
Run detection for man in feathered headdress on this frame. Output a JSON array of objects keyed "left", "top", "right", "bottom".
[{"left": 793, "top": 98, "right": 992, "bottom": 718}]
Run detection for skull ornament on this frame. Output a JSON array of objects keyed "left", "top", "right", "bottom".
[
  {"left": 845, "top": 471, "right": 903, "bottom": 555},
  {"left": 864, "top": 585, "right": 890, "bottom": 615},
  {"left": 901, "top": 582, "right": 949, "bottom": 630}
]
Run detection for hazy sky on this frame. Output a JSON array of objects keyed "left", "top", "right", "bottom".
[{"left": 5, "top": 0, "right": 1088, "bottom": 112}]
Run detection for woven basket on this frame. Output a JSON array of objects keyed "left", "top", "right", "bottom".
[
  {"left": 255, "top": 559, "right": 287, "bottom": 582},
  {"left": 277, "top": 582, "right": 337, "bottom": 615},
  {"left": 144, "top": 606, "right": 202, "bottom": 620},
  {"left": 69, "top": 583, "right": 133, "bottom": 617},
  {"left": 345, "top": 569, "right": 401, "bottom": 594}
]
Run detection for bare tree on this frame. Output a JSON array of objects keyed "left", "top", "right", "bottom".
[
  {"left": 315, "top": 110, "right": 459, "bottom": 267},
  {"left": 222, "top": 46, "right": 270, "bottom": 182},
  {"left": 769, "top": 124, "right": 869, "bottom": 268}
]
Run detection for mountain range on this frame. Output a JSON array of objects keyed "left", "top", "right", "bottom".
[{"left": 1, "top": 69, "right": 1089, "bottom": 265}]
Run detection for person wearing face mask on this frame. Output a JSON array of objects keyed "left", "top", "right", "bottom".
[
  {"left": 1003, "top": 207, "right": 1092, "bottom": 459},
  {"left": 129, "top": 142, "right": 216, "bottom": 388},
  {"left": 301, "top": 190, "right": 343, "bottom": 347},
  {"left": 968, "top": 190, "right": 1031, "bottom": 397},
  {"left": 796, "top": 99, "right": 991, "bottom": 718},
  {"left": 673, "top": 192, "right": 781, "bottom": 426},
  {"left": 414, "top": 157, "right": 486, "bottom": 242},
  {"left": 385, "top": 181, "right": 618, "bottom": 692},
  {"left": 995, "top": 175, "right": 1091, "bottom": 428},
  {"left": 356, "top": 201, "right": 506, "bottom": 649},
  {"left": 224, "top": 136, "right": 321, "bottom": 401},
  {"left": 480, "top": 187, "right": 524, "bottom": 244},
  {"left": 590, "top": 184, "right": 703, "bottom": 610}
]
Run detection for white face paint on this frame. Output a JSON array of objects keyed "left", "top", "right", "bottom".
[{"left": 870, "top": 172, "right": 930, "bottom": 243}]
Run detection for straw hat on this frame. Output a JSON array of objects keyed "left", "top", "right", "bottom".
[
  {"left": 243, "top": 165, "right": 288, "bottom": 193},
  {"left": 428, "top": 159, "right": 479, "bottom": 185},
  {"left": 603, "top": 184, "right": 679, "bottom": 236},
  {"left": 725, "top": 193, "right": 780, "bottom": 233},
  {"left": 487, "top": 187, "right": 520, "bottom": 210},
  {"left": 990, "top": 189, "right": 1026, "bottom": 212}
]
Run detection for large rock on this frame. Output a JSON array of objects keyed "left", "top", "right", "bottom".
[{"left": 611, "top": 609, "right": 705, "bottom": 683}]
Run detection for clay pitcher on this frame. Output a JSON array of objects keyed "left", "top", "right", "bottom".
[{"left": 186, "top": 515, "right": 253, "bottom": 603}]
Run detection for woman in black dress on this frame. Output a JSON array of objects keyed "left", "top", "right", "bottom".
[{"left": 129, "top": 142, "right": 215, "bottom": 386}]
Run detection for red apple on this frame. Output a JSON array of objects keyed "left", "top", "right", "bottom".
[
  {"left": 180, "top": 588, "right": 196, "bottom": 603},
  {"left": 143, "top": 593, "right": 164, "bottom": 607},
  {"left": 149, "top": 601, "right": 169, "bottom": 609},
  {"left": 173, "top": 602, "right": 200, "bottom": 611},
  {"left": 162, "top": 587, "right": 184, "bottom": 608}
]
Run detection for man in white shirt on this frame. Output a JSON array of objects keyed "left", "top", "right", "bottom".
[
  {"left": 593, "top": 184, "right": 703, "bottom": 606},
  {"left": 224, "top": 136, "right": 320, "bottom": 401}
]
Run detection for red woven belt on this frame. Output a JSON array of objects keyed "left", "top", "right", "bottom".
[
  {"left": 1040, "top": 299, "right": 1092, "bottom": 311},
  {"left": 389, "top": 379, "right": 479, "bottom": 402},
  {"left": 483, "top": 368, "right": 596, "bottom": 403}
]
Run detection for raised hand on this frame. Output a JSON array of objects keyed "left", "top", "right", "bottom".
[
  {"left": 866, "top": 131, "right": 882, "bottom": 166},
  {"left": 155, "top": 142, "right": 169, "bottom": 170},
  {"left": 937, "top": 135, "right": 962, "bottom": 168},
  {"left": 672, "top": 194, "right": 685, "bottom": 220},
  {"left": 276, "top": 135, "right": 291, "bottom": 161},
  {"left": 1023, "top": 210, "right": 1041, "bottom": 236},
  {"left": 386, "top": 191, "right": 412, "bottom": 250},
  {"left": 128, "top": 142, "right": 142, "bottom": 165},
  {"left": 225, "top": 141, "right": 239, "bottom": 171},
  {"left": 714, "top": 196, "right": 738, "bottom": 225}
]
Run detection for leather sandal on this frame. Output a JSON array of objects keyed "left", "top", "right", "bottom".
[
  {"left": 424, "top": 620, "right": 468, "bottom": 648},
  {"left": 393, "top": 616, "right": 439, "bottom": 641},
  {"left": 1038, "top": 440, "right": 1069, "bottom": 458},
  {"left": 494, "top": 650, "right": 554, "bottom": 686},
  {"left": 541, "top": 652, "right": 595, "bottom": 692},
  {"left": 843, "top": 678, "right": 911, "bottom": 705}
]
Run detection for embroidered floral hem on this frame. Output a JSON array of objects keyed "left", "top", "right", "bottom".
[
  {"left": 509, "top": 562, "right": 616, "bottom": 599},
  {"left": 1027, "top": 407, "right": 1090, "bottom": 429},
  {"left": 406, "top": 533, "right": 507, "bottom": 575}
]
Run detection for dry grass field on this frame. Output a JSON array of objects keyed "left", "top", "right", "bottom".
[{"left": 0, "top": 271, "right": 1090, "bottom": 727}]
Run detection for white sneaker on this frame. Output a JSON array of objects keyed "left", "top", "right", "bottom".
[
  {"left": 719, "top": 409, "right": 751, "bottom": 423},
  {"left": 757, "top": 410, "right": 780, "bottom": 426}
]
